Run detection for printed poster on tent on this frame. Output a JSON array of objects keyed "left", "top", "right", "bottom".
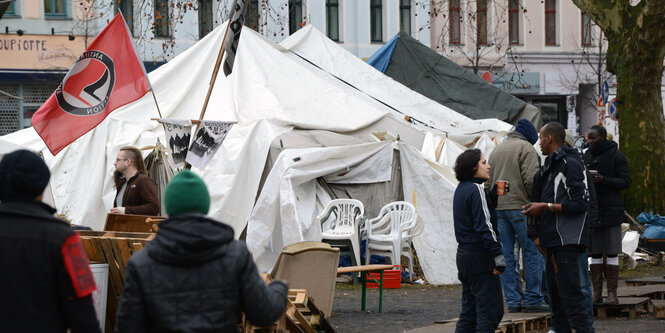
[
  {"left": 185, "top": 120, "right": 235, "bottom": 170},
  {"left": 161, "top": 119, "right": 192, "bottom": 168}
]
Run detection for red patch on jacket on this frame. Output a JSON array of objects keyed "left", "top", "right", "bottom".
[{"left": 61, "top": 233, "right": 96, "bottom": 297}]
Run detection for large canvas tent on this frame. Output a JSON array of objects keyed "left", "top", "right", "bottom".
[
  {"left": 366, "top": 32, "right": 543, "bottom": 127},
  {"left": 1, "top": 23, "right": 507, "bottom": 284}
]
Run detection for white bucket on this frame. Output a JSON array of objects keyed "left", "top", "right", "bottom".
[{"left": 90, "top": 263, "right": 109, "bottom": 333}]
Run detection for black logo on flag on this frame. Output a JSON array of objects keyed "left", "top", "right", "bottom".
[{"left": 55, "top": 51, "right": 116, "bottom": 116}]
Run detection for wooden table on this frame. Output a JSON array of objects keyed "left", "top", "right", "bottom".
[{"left": 337, "top": 264, "right": 395, "bottom": 313}]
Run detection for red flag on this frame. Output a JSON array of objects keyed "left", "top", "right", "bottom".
[{"left": 32, "top": 13, "right": 150, "bottom": 155}]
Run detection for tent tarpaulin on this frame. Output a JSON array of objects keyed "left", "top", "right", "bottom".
[
  {"left": 1, "top": 23, "right": 511, "bottom": 285},
  {"left": 366, "top": 32, "right": 543, "bottom": 127}
]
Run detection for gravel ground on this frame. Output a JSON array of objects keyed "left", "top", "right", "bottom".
[{"left": 329, "top": 276, "right": 665, "bottom": 333}]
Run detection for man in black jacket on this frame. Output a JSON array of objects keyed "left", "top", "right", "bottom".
[
  {"left": 115, "top": 170, "right": 288, "bottom": 332},
  {"left": 583, "top": 125, "right": 631, "bottom": 304},
  {"left": 0, "top": 150, "right": 100, "bottom": 333},
  {"left": 523, "top": 122, "right": 590, "bottom": 333}
]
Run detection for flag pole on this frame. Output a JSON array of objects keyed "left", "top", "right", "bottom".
[
  {"left": 183, "top": 21, "right": 233, "bottom": 170},
  {"left": 150, "top": 89, "right": 163, "bottom": 119}
]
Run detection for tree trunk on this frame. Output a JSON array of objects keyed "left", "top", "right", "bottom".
[{"left": 615, "top": 44, "right": 665, "bottom": 214}]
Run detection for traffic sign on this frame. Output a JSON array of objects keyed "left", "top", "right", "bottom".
[
  {"left": 602, "top": 81, "right": 610, "bottom": 104},
  {"left": 597, "top": 97, "right": 605, "bottom": 122},
  {"left": 608, "top": 98, "right": 617, "bottom": 121}
]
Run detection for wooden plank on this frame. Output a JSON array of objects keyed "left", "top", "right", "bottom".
[{"left": 652, "top": 300, "right": 665, "bottom": 319}]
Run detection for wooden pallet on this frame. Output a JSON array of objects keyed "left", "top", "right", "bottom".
[
  {"left": 78, "top": 231, "right": 154, "bottom": 333},
  {"left": 625, "top": 276, "right": 665, "bottom": 287},
  {"left": 652, "top": 300, "right": 665, "bottom": 319},
  {"left": 595, "top": 297, "right": 652, "bottom": 319},
  {"left": 433, "top": 312, "right": 551, "bottom": 333},
  {"left": 617, "top": 284, "right": 665, "bottom": 300}
]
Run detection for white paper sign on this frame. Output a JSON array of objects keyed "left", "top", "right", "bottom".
[
  {"left": 185, "top": 120, "right": 235, "bottom": 170},
  {"left": 161, "top": 119, "right": 192, "bottom": 168}
]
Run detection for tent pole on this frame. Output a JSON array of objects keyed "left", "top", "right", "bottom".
[{"left": 184, "top": 21, "right": 233, "bottom": 170}]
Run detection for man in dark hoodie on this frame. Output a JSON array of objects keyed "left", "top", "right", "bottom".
[
  {"left": 487, "top": 119, "right": 547, "bottom": 313},
  {"left": 115, "top": 170, "right": 288, "bottom": 332},
  {"left": 0, "top": 150, "right": 100, "bottom": 333},
  {"left": 523, "top": 122, "right": 590, "bottom": 333},
  {"left": 582, "top": 125, "right": 630, "bottom": 305}
]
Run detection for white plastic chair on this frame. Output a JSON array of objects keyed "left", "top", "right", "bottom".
[
  {"left": 365, "top": 202, "right": 416, "bottom": 267},
  {"left": 401, "top": 215, "right": 424, "bottom": 280},
  {"left": 317, "top": 199, "right": 365, "bottom": 267}
]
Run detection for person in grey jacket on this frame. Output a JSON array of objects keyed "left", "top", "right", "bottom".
[
  {"left": 487, "top": 119, "right": 546, "bottom": 313},
  {"left": 523, "top": 122, "right": 590, "bottom": 333},
  {"left": 115, "top": 170, "right": 288, "bottom": 332}
]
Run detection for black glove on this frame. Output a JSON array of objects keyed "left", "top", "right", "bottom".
[{"left": 494, "top": 254, "right": 506, "bottom": 273}]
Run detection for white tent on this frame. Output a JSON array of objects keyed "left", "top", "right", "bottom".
[
  {"left": 280, "top": 25, "right": 513, "bottom": 144},
  {"left": 1, "top": 23, "right": 509, "bottom": 284}
]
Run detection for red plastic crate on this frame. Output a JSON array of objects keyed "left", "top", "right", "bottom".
[{"left": 366, "top": 265, "right": 402, "bottom": 289}]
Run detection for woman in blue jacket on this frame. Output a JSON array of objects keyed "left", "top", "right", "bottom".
[{"left": 453, "top": 149, "right": 506, "bottom": 333}]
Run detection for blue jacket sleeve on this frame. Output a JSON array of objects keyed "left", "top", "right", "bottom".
[
  {"left": 561, "top": 159, "right": 589, "bottom": 215},
  {"left": 469, "top": 184, "right": 502, "bottom": 256}
]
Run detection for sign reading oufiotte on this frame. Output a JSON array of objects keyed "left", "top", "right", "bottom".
[{"left": 0, "top": 34, "right": 86, "bottom": 70}]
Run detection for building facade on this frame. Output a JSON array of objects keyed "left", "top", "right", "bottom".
[
  {"left": 1, "top": 0, "right": 431, "bottom": 135},
  {"left": 428, "top": 0, "right": 665, "bottom": 136}
]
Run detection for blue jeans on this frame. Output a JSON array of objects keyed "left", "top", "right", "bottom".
[
  {"left": 578, "top": 250, "right": 595, "bottom": 333},
  {"left": 497, "top": 210, "right": 545, "bottom": 307}
]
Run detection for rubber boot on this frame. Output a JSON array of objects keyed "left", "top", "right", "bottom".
[
  {"left": 605, "top": 264, "right": 619, "bottom": 304},
  {"left": 590, "top": 264, "right": 604, "bottom": 304}
]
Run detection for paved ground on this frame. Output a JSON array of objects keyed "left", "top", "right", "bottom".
[{"left": 329, "top": 272, "right": 665, "bottom": 333}]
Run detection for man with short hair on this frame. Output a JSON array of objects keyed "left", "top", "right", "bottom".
[
  {"left": 0, "top": 150, "right": 100, "bottom": 333},
  {"left": 111, "top": 146, "right": 160, "bottom": 215},
  {"left": 582, "top": 125, "right": 630, "bottom": 305},
  {"left": 115, "top": 170, "right": 289, "bottom": 332},
  {"left": 487, "top": 119, "right": 547, "bottom": 313},
  {"left": 523, "top": 122, "right": 591, "bottom": 333}
]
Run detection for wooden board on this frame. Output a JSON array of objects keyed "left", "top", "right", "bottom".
[
  {"left": 617, "top": 284, "right": 665, "bottom": 299},
  {"left": 426, "top": 313, "right": 551, "bottom": 333},
  {"left": 625, "top": 276, "right": 665, "bottom": 287},
  {"left": 595, "top": 297, "right": 651, "bottom": 319},
  {"left": 78, "top": 231, "right": 153, "bottom": 333},
  {"left": 103, "top": 213, "right": 164, "bottom": 232},
  {"left": 652, "top": 299, "right": 665, "bottom": 319}
]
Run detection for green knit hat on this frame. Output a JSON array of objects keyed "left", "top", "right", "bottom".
[{"left": 164, "top": 170, "right": 210, "bottom": 216}]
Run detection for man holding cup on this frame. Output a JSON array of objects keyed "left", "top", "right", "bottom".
[{"left": 487, "top": 119, "right": 548, "bottom": 313}]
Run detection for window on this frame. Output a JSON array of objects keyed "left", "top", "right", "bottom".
[
  {"left": 370, "top": 0, "right": 382, "bottom": 42},
  {"left": 247, "top": 0, "right": 260, "bottom": 31},
  {"left": 508, "top": 0, "right": 519, "bottom": 45},
  {"left": 154, "top": 0, "right": 169, "bottom": 38},
  {"left": 449, "top": 0, "right": 461, "bottom": 44},
  {"left": 399, "top": 0, "right": 411, "bottom": 35},
  {"left": 198, "top": 0, "right": 213, "bottom": 38},
  {"left": 114, "top": 0, "right": 134, "bottom": 36},
  {"left": 44, "top": 0, "right": 66, "bottom": 17},
  {"left": 476, "top": 0, "right": 488, "bottom": 45},
  {"left": 5, "top": 0, "right": 16, "bottom": 16},
  {"left": 326, "top": 0, "right": 339, "bottom": 41},
  {"left": 581, "top": 12, "right": 592, "bottom": 46},
  {"left": 289, "top": 0, "right": 303, "bottom": 34},
  {"left": 545, "top": 0, "right": 556, "bottom": 45}
]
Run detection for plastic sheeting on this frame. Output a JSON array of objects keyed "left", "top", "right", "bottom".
[
  {"left": 366, "top": 32, "right": 543, "bottom": 127},
  {"left": 366, "top": 35, "right": 398, "bottom": 73},
  {"left": 247, "top": 141, "right": 395, "bottom": 272}
]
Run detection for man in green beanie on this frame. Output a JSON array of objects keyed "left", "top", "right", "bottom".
[{"left": 115, "top": 170, "right": 288, "bottom": 332}]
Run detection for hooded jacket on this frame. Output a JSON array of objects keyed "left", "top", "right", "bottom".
[
  {"left": 582, "top": 140, "right": 631, "bottom": 228},
  {"left": 115, "top": 214, "right": 288, "bottom": 333},
  {"left": 530, "top": 146, "right": 590, "bottom": 249},
  {"left": 487, "top": 132, "right": 540, "bottom": 210}
]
